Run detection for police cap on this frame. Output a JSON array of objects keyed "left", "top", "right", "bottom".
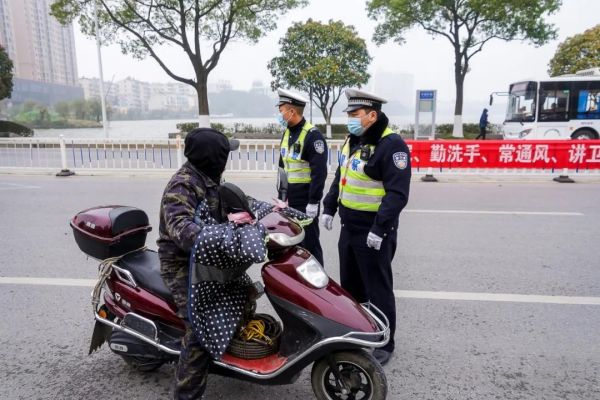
[
  {"left": 276, "top": 88, "right": 308, "bottom": 107},
  {"left": 343, "top": 88, "right": 388, "bottom": 112}
]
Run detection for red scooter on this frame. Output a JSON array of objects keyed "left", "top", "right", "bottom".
[{"left": 70, "top": 183, "right": 390, "bottom": 399}]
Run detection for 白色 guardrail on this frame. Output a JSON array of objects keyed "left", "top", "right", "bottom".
[
  {"left": 0, "top": 136, "right": 345, "bottom": 174},
  {"left": 1, "top": 136, "right": 600, "bottom": 179}
]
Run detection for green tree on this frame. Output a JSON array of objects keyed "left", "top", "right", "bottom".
[
  {"left": 37, "top": 105, "right": 49, "bottom": 122},
  {"left": 71, "top": 99, "right": 87, "bottom": 120},
  {"left": 548, "top": 24, "right": 600, "bottom": 76},
  {"left": 268, "top": 19, "right": 371, "bottom": 137},
  {"left": 21, "top": 101, "right": 37, "bottom": 113},
  {"left": 55, "top": 101, "right": 71, "bottom": 119},
  {"left": 51, "top": 0, "right": 307, "bottom": 126},
  {"left": 0, "top": 45, "right": 13, "bottom": 101},
  {"left": 87, "top": 98, "right": 103, "bottom": 122},
  {"left": 367, "top": 0, "right": 561, "bottom": 137}
]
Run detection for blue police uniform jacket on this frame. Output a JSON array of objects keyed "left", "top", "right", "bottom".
[
  {"left": 278, "top": 118, "right": 328, "bottom": 208},
  {"left": 323, "top": 113, "right": 411, "bottom": 237}
]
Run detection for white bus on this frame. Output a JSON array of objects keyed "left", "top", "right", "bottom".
[{"left": 493, "top": 68, "right": 600, "bottom": 140}]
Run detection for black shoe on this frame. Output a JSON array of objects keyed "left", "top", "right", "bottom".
[{"left": 373, "top": 349, "right": 392, "bottom": 366}]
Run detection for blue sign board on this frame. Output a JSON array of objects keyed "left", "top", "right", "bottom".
[{"left": 419, "top": 91, "right": 435, "bottom": 100}]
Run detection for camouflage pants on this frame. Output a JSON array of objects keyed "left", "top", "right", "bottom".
[{"left": 162, "top": 264, "right": 210, "bottom": 400}]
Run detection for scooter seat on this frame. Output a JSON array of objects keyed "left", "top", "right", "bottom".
[{"left": 117, "top": 250, "right": 174, "bottom": 303}]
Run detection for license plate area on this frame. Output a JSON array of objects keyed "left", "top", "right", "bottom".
[{"left": 122, "top": 313, "right": 158, "bottom": 341}]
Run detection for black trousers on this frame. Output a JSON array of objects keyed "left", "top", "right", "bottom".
[
  {"left": 293, "top": 203, "right": 324, "bottom": 266},
  {"left": 475, "top": 126, "right": 487, "bottom": 140},
  {"left": 338, "top": 225, "right": 397, "bottom": 352}
]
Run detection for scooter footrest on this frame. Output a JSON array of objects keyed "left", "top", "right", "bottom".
[{"left": 219, "top": 353, "right": 288, "bottom": 375}]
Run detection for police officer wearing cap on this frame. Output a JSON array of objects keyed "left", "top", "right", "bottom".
[
  {"left": 320, "top": 89, "right": 411, "bottom": 366},
  {"left": 277, "top": 88, "right": 328, "bottom": 266}
]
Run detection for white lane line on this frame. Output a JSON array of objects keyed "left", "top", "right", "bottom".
[
  {"left": 2, "top": 278, "right": 599, "bottom": 306},
  {"left": 405, "top": 209, "right": 583, "bottom": 216},
  {"left": 0, "top": 277, "right": 95, "bottom": 287},
  {"left": 394, "top": 290, "right": 600, "bottom": 306},
  {"left": 0, "top": 182, "right": 41, "bottom": 190}
]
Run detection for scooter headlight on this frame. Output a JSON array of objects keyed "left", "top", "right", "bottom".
[{"left": 296, "top": 256, "right": 328, "bottom": 289}]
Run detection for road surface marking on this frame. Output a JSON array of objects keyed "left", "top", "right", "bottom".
[
  {"left": 394, "top": 290, "right": 600, "bottom": 305},
  {"left": 0, "top": 182, "right": 40, "bottom": 190},
  {"left": 405, "top": 209, "right": 583, "bottom": 216},
  {"left": 0, "top": 277, "right": 96, "bottom": 287},
  {"left": 1, "top": 277, "right": 599, "bottom": 306}
]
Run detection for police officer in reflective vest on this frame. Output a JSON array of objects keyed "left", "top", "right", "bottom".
[
  {"left": 277, "top": 89, "right": 328, "bottom": 265},
  {"left": 321, "top": 89, "right": 411, "bottom": 366}
]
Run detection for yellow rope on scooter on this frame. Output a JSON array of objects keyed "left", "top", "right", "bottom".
[{"left": 239, "top": 319, "right": 272, "bottom": 345}]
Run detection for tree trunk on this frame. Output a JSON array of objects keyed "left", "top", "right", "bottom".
[
  {"left": 452, "top": 52, "right": 464, "bottom": 138},
  {"left": 325, "top": 115, "right": 332, "bottom": 139},
  {"left": 195, "top": 74, "right": 210, "bottom": 127}
]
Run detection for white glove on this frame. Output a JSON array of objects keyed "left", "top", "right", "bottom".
[
  {"left": 366, "top": 232, "right": 383, "bottom": 251},
  {"left": 320, "top": 214, "right": 333, "bottom": 231},
  {"left": 306, "top": 203, "right": 319, "bottom": 218}
]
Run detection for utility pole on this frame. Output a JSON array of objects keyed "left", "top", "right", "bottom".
[{"left": 93, "top": 0, "right": 109, "bottom": 138}]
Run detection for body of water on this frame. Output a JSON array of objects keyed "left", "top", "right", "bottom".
[
  {"left": 32, "top": 113, "right": 485, "bottom": 139},
  {"left": 32, "top": 116, "right": 414, "bottom": 139}
]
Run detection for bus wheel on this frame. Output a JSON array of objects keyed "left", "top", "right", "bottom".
[{"left": 572, "top": 129, "right": 597, "bottom": 140}]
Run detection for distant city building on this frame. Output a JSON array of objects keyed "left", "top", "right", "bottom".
[
  {"left": 80, "top": 77, "right": 119, "bottom": 107},
  {"left": 208, "top": 79, "right": 233, "bottom": 93},
  {"left": 250, "top": 80, "right": 269, "bottom": 96},
  {"left": 148, "top": 81, "right": 197, "bottom": 112},
  {"left": 80, "top": 77, "right": 198, "bottom": 113},
  {"left": 0, "top": 0, "right": 82, "bottom": 105},
  {"left": 368, "top": 71, "right": 414, "bottom": 114},
  {"left": 115, "top": 77, "right": 150, "bottom": 111}
]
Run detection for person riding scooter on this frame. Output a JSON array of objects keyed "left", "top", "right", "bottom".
[
  {"left": 74, "top": 177, "right": 390, "bottom": 399},
  {"left": 157, "top": 127, "right": 241, "bottom": 400}
]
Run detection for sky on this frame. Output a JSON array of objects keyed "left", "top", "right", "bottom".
[{"left": 73, "top": 0, "right": 600, "bottom": 119}]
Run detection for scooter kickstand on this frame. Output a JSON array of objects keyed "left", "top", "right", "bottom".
[{"left": 326, "top": 354, "right": 351, "bottom": 395}]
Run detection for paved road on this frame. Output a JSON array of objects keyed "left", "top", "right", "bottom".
[{"left": 0, "top": 175, "right": 599, "bottom": 399}]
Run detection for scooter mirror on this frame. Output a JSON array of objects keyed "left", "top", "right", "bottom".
[
  {"left": 277, "top": 167, "right": 289, "bottom": 202},
  {"left": 489, "top": 94, "right": 493, "bottom": 106}
]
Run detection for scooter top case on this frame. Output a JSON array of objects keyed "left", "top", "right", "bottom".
[{"left": 71, "top": 205, "right": 151, "bottom": 260}]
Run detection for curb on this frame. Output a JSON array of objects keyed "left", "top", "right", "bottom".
[{"left": 2, "top": 168, "right": 600, "bottom": 183}]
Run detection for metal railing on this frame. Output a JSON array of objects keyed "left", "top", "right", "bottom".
[
  {"left": 0, "top": 136, "right": 346, "bottom": 173},
  {"left": 1, "top": 136, "right": 599, "bottom": 177},
  {"left": 0, "top": 137, "right": 183, "bottom": 170}
]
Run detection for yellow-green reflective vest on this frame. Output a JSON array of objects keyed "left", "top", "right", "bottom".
[
  {"left": 280, "top": 122, "right": 314, "bottom": 184},
  {"left": 338, "top": 127, "right": 396, "bottom": 212}
]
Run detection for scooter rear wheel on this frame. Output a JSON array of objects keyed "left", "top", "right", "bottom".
[{"left": 311, "top": 350, "right": 387, "bottom": 400}]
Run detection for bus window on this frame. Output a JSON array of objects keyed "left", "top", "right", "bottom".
[
  {"left": 577, "top": 90, "right": 600, "bottom": 119},
  {"left": 505, "top": 81, "right": 537, "bottom": 123},
  {"left": 539, "top": 89, "right": 570, "bottom": 121}
]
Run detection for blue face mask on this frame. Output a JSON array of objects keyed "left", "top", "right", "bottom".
[
  {"left": 347, "top": 117, "right": 364, "bottom": 136},
  {"left": 277, "top": 112, "right": 289, "bottom": 128}
]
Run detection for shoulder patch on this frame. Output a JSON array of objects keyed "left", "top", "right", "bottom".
[
  {"left": 393, "top": 152, "right": 408, "bottom": 170},
  {"left": 314, "top": 140, "right": 325, "bottom": 154}
]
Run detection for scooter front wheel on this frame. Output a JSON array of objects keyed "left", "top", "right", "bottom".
[{"left": 311, "top": 350, "right": 387, "bottom": 400}]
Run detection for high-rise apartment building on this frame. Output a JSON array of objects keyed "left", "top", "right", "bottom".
[
  {"left": 0, "top": 0, "right": 78, "bottom": 85},
  {"left": 0, "top": 0, "right": 82, "bottom": 105}
]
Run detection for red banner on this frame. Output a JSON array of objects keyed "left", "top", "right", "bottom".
[{"left": 405, "top": 140, "right": 600, "bottom": 170}]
